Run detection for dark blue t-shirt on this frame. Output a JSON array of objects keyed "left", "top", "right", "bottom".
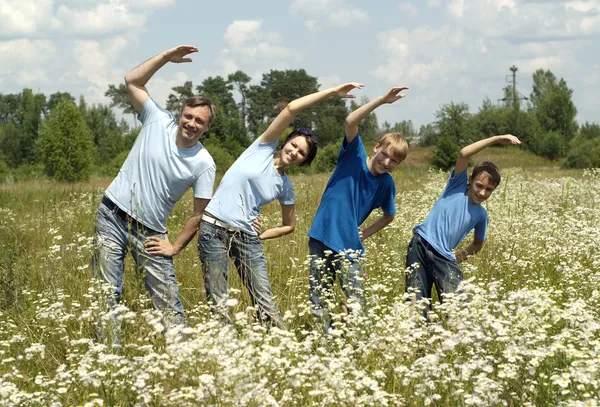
[
  {"left": 308, "top": 135, "right": 396, "bottom": 255},
  {"left": 414, "top": 169, "right": 488, "bottom": 261}
]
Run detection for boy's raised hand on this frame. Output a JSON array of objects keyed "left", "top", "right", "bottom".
[
  {"left": 381, "top": 86, "right": 409, "bottom": 104},
  {"left": 333, "top": 82, "right": 365, "bottom": 98},
  {"left": 495, "top": 134, "right": 521, "bottom": 145},
  {"left": 164, "top": 45, "right": 199, "bottom": 63}
]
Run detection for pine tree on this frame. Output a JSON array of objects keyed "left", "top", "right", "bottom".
[{"left": 38, "top": 99, "right": 94, "bottom": 182}]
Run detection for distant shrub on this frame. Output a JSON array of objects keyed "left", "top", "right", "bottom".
[
  {"left": 534, "top": 131, "right": 567, "bottom": 161},
  {"left": 430, "top": 136, "right": 459, "bottom": 171},
  {"left": 564, "top": 137, "right": 600, "bottom": 168}
]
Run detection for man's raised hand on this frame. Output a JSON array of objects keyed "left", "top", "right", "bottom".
[
  {"left": 333, "top": 82, "right": 365, "bottom": 99},
  {"left": 164, "top": 45, "right": 199, "bottom": 63},
  {"left": 381, "top": 86, "right": 409, "bottom": 104}
]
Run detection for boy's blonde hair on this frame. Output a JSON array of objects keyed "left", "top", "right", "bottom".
[{"left": 377, "top": 132, "right": 408, "bottom": 162}]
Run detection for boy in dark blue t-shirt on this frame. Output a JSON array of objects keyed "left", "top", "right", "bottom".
[
  {"left": 308, "top": 86, "right": 409, "bottom": 333},
  {"left": 405, "top": 134, "right": 521, "bottom": 315}
]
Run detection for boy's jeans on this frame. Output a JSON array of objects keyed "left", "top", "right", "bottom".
[
  {"left": 308, "top": 238, "right": 365, "bottom": 334},
  {"left": 198, "top": 220, "right": 281, "bottom": 326},
  {"left": 405, "top": 233, "right": 463, "bottom": 313},
  {"left": 92, "top": 200, "right": 186, "bottom": 338}
]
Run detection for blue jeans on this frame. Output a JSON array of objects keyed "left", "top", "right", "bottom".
[
  {"left": 405, "top": 233, "right": 463, "bottom": 312},
  {"left": 198, "top": 220, "right": 281, "bottom": 326},
  {"left": 92, "top": 201, "right": 186, "bottom": 333},
  {"left": 308, "top": 238, "right": 365, "bottom": 333}
]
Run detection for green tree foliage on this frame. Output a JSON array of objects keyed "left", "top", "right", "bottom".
[
  {"left": 105, "top": 83, "right": 136, "bottom": 127},
  {"left": 435, "top": 102, "right": 476, "bottom": 146},
  {"left": 197, "top": 76, "right": 237, "bottom": 116},
  {"left": 46, "top": 92, "right": 75, "bottom": 115},
  {"left": 431, "top": 136, "right": 459, "bottom": 171},
  {"left": 419, "top": 123, "right": 439, "bottom": 147},
  {"left": 473, "top": 103, "right": 511, "bottom": 141},
  {"left": 228, "top": 70, "right": 251, "bottom": 122},
  {"left": 38, "top": 99, "right": 94, "bottom": 182},
  {"left": 166, "top": 81, "right": 194, "bottom": 120},
  {"left": 247, "top": 70, "right": 319, "bottom": 135},
  {"left": 85, "top": 104, "right": 125, "bottom": 165},
  {"left": 563, "top": 122, "right": 600, "bottom": 168},
  {"left": 530, "top": 69, "right": 578, "bottom": 143},
  {"left": 349, "top": 98, "right": 378, "bottom": 142}
]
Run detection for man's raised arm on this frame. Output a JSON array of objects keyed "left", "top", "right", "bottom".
[{"left": 125, "top": 45, "right": 199, "bottom": 114}]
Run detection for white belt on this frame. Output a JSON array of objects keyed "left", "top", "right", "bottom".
[{"left": 202, "top": 213, "right": 240, "bottom": 232}]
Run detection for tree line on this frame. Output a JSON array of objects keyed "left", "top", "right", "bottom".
[{"left": 0, "top": 67, "right": 597, "bottom": 182}]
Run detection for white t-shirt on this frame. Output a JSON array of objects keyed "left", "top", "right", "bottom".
[
  {"left": 205, "top": 135, "right": 295, "bottom": 235},
  {"left": 105, "top": 98, "right": 215, "bottom": 233}
]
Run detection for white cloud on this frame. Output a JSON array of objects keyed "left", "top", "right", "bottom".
[
  {"left": 317, "top": 75, "right": 341, "bottom": 90},
  {"left": 220, "top": 20, "right": 293, "bottom": 74},
  {"left": 17, "top": 69, "right": 49, "bottom": 86},
  {"left": 290, "top": 0, "right": 369, "bottom": 29},
  {"left": 0, "top": 0, "right": 62, "bottom": 36},
  {"left": 399, "top": 2, "right": 419, "bottom": 17},
  {"left": 0, "top": 39, "right": 56, "bottom": 76},
  {"left": 0, "top": 0, "right": 174, "bottom": 37}
]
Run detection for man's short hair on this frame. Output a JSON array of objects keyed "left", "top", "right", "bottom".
[
  {"left": 377, "top": 132, "right": 408, "bottom": 162},
  {"left": 471, "top": 161, "right": 501, "bottom": 187},
  {"left": 183, "top": 96, "right": 216, "bottom": 126},
  {"left": 283, "top": 128, "right": 318, "bottom": 167}
]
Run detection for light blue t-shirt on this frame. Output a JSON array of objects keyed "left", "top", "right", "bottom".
[
  {"left": 105, "top": 98, "right": 216, "bottom": 233},
  {"left": 308, "top": 135, "right": 396, "bottom": 255},
  {"left": 205, "top": 136, "right": 295, "bottom": 235},
  {"left": 414, "top": 169, "right": 488, "bottom": 261}
]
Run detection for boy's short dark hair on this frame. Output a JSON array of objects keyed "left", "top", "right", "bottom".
[
  {"left": 283, "top": 128, "right": 318, "bottom": 167},
  {"left": 471, "top": 161, "right": 501, "bottom": 187},
  {"left": 183, "top": 96, "right": 216, "bottom": 126}
]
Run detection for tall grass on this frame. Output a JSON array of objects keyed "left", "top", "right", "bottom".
[{"left": 1, "top": 153, "right": 599, "bottom": 406}]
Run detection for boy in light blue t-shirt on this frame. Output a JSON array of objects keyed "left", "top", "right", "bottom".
[
  {"left": 308, "top": 86, "right": 409, "bottom": 333},
  {"left": 405, "top": 134, "right": 521, "bottom": 314}
]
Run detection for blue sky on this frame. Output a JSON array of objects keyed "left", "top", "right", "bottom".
[{"left": 1, "top": 0, "right": 599, "bottom": 130}]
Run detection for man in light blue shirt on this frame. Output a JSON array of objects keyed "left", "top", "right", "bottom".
[
  {"left": 405, "top": 134, "right": 521, "bottom": 316},
  {"left": 93, "top": 45, "right": 216, "bottom": 334}
]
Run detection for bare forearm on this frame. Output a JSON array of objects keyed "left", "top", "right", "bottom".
[
  {"left": 125, "top": 52, "right": 170, "bottom": 87},
  {"left": 171, "top": 214, "right": 202, "bottom": 255},
  {"left": 286, "top": 87, "right": 338, "bottom": 114},
  {"left": 346, "top": 97, "right": 385, "bottom": 127},
  {"left": 361, "top": 214, "right": 395, "bottom": 240},
  {"left": 455, "top": 242, "right": 483, "bottom": 263},
  {"left": 459, "top": 136, "right": 502, "bottom": 160},
  {"left": 259, "top": 225, "right": 294, "bottom": 240}
]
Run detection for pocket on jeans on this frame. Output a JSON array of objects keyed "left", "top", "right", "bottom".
[{"left": 198, "top": 225, "right": 218, "bottom": 243}]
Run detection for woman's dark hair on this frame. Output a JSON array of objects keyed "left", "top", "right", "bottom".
[{"left": 283, "top": 128, "right": 318, "bottom": 167}]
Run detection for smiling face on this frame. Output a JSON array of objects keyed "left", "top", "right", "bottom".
[
  {"left": 468, "top": 172, "right": 498, "bottom": 204},
  {"left": 280, "top": 135, "right": 311, "bottom": 167},
  {"left": 369, "top": 143, "right": 402, "bottom": 175},
  {"left": 177, "top": 105, "right": 212, "bottom": 147}
]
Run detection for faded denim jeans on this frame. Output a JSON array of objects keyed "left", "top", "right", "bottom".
[
  {"left": 198, "top": 220, "right": 281, "bottom": 326},
  {"left": 92, "top": 201, "right": 186, "bottom": 340},
  {"left": 405, "top": 233, "right": 464, "bottom": 316},
  {"left": 308, "top": 238, "right": 365, "bottom": 334}
]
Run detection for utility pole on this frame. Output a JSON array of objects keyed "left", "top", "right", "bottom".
[{"left": 498, "top": 65, "right": 528, "bottom": 109}]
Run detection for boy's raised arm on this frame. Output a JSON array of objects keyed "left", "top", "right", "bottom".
[
  {"left": 261, "top": 82, "right": 364, "bottom": 144},
  {"left": 455, "top": 134, "right": 521, "bottom": 174},
  {"left": 344, "top": 86, "right": 408, "bottom": 144}
]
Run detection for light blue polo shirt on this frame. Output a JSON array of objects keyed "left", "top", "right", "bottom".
[
  {"left": 414, "top": 169, "right": 488, "bottom": 261},
  {"left": 308, "top": 135, "right": 396, "bottom": 255},
  {"left": 205, "top": 136, "right": 295, "bottom": 235},
  {"left": 105, "top": 97, "right": 215, "bottom": 233}
]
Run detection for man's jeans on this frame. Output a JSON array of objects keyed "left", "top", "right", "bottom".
[
  {"left": 308, "top": 238, "right": 365, "bottom": 333},
  {"left": 405, "top": 233, "right": 463, "bottom": 314},
  {"left": 92, "top": 201, "right": 186, "bottom": 336},
  {"left": 198, "top": 220, "right": 281, "bottom": 326}
]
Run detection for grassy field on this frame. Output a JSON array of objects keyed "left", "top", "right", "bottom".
[{"left": 1, "top": 147, "right": 599, "bottom": 406}]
